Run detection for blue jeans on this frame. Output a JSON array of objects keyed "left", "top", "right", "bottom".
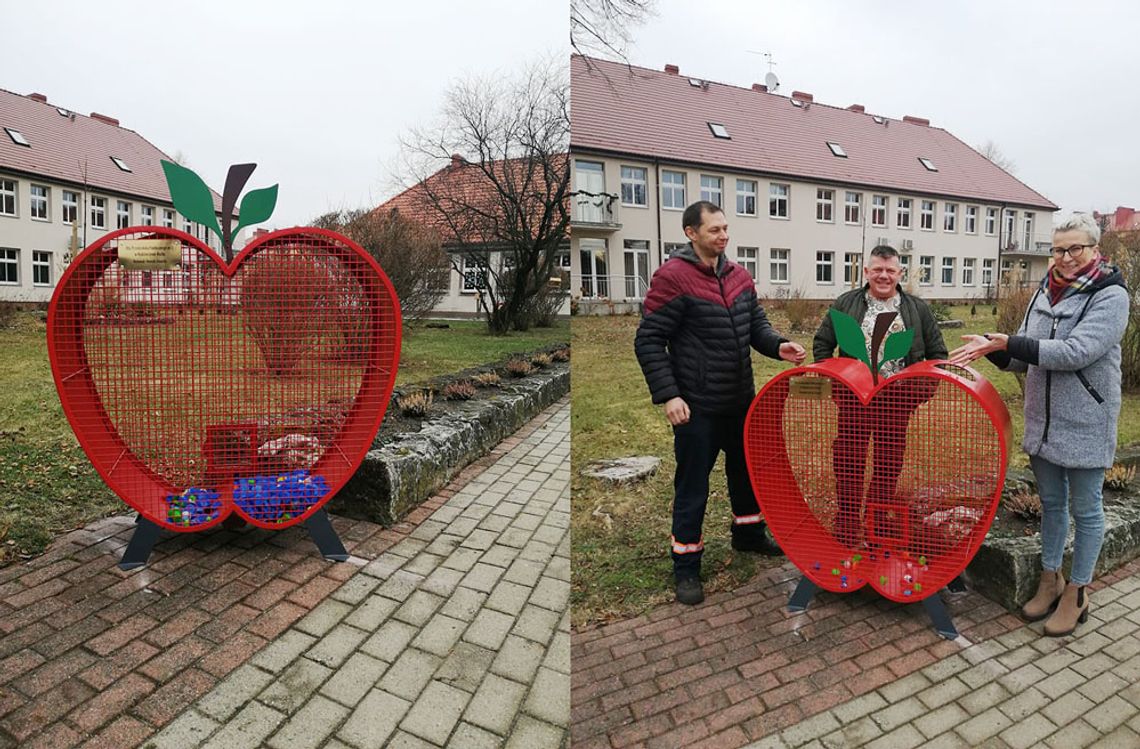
[{"left": 1031, "top": 455, "right": 1106, "bottom": 586}]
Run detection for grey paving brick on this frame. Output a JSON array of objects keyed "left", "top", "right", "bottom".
[
  {"left": 344, "top": 594, "right": 399, "bottom": 631},
  {"left": 543, "top": 630, "right": 570, "bottom": 674},
  {"left": 464, "top": 608, "right": 515, "bottom": 651},
  {"left": 1044, "top": 718, "right": 1100, "bottom": 749},
  {"left": 377, "top": 648, "right": 442, "bottom": 702},
  {"left": 821, "top": 715, "right": 883, "bottom": 749},
  {"left": 307, "top": 624, "right": 369, "bottom": 668},
  {"left": 871, "top": 696, "right": 927, "bottom": 732},
  {"left": 504, "top": 715, "right": 564, "bottom": 749},
  {"left": 864, "top": 724, "right": 926, "bottom": 749},
  {"left": 294, "top": 599, "right": 353, "bottom": 638},
  {"left": 250, "top": 629, "right": 317, "bottom": 673},
  {"left": 411, "top": 614, "right": 466, "bottom": 658},
  {"left": 440, "top": 587, "right": 488, "bottom": 623},
  {"left": 337, "top": 689, "right": 410, "bottom": 749},
  {"left": 438, "top": 642, "right": 497, "bottom": 694},
  {"left": 463, "top": 563, "right": 507, "bottom": 594},
  {"left": 832, "top": 692, "right": 889, "bottom": 724},
  {"left": 1042, "top": 691, "right": 1098, "bottom": 727},
  {"left": 958, "top": 682, "right": 1011, "bottom": 716},
  {"left": 450, "top": 721, "right": 505, "bottom": 749},
  {"left": 914, "top": 702, "right": 970, "bottom": 740},
  {"left": 917, "top": 676, "right": 971, "bottom": 710},
  {"left": 420, "top": 567, "right": 464, "bottom": 598},
  {"left": 266, "top": 694, "right": 349, "bottom": 749},
  {"left": 529, "top": 576, "right": 569, "bottom": 613},
  {"left": 202, "top": 700, "right": 286, "bottom": 749},
  {"left": 320, "top": 652, "right": 389, "bottom": 708},
  {"left": 376, "top": 570, "right": 426, "bottom": 603},
  {"left": 955, "top": 706, "right": 1014, "bottom": 745},
  {"left": 1078, "top": 671, "right": 1131, "bottom": 704},
  {"left": 999, "top": 713, "right": 1058, "bottom": 749},
  {"left": 512, "top": 604, "right": 559, "bottom": 645},
  {"left": 464, "top": 673, "right": 528, "bottom": 736},
  {"left": 523, "top": 666, "right": 569, "bottom": 727},
  {"left": 441, "top": 547, "right": 484, "bottom": 573},
  {"left": 259, "top": 657, "right": 334, "bottom": 713},
  {"left": 1084, "top": 695, "right": 1136, "bottom": 733},
  {"left": 879, "top": 672, "right": 933, "bottom": 703},
  {"left": 997, "top": 687, "right": 1051, "bottom": 722},
  {"left": 780, "top": 711, "right": 841, "bottom": 747},
  {"left": 502, "top": 559, "right": 544, "bottom": 587},
  {"left": 360, "top": 619, "right": 418, "bottom": 662},
  {"left": 197, "top": 664, "right": 276, "bottom": 721},
  {"left": 485, "top": 580, "right": 533, "bottom": 617},
  {"left": 1038, "top": 667, "right": 1090, "bottom": 699},
  {"left": 400, "top": 680, "right": 471, "bottom": 745},
  {"left": 331, "top": 574, "right": 383, "bottom": 605},
  {"left": 385, "top": 730, "right": 437, "bottom": 748},
  {"left": 393, "top": 590, "right": 446, "bottom": 627},
  {"left": 402, "top": 551, "right": 444, "bottom": 577},
  {"left": 148, "top": 709, "right": 220, "bottom": 749}
]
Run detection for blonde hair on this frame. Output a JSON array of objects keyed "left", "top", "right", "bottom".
[{"left": 1053, "top": 213, "right": 1101, "bottom": 245}]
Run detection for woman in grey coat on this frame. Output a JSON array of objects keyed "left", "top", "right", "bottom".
[{"left": 950, "top": 213, "right": 1130, "bottom": 637}]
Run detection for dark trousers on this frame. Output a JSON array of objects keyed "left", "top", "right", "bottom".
[
  {"left": 832, "top": 387, "right": 926, "bottom": 546},
  {"left": 671, "top": 410, "right": 764, "bottom": 577}
]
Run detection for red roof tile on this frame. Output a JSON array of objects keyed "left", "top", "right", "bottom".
[
  {"left": 0, "top": 88, "right": 222, "bottom": 210},
  {"left": 571, "top": 55, "right": 1057, "bottom": 211}
]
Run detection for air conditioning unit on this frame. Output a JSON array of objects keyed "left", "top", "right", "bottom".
[
  {"left": 876, "top": 236, "right": 890, "bottom": 247},
  {"left": 899, "top": 239, "right": 914, "bottom": 252}
]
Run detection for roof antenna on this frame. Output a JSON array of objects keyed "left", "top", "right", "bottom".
[{"left": 747, "top": 50, "right": 780, "bottom": 92}]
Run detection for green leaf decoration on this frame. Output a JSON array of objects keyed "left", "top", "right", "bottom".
[
  {"left": 879, "top": 329, "right": 915, "bottom": 371},
  {"left": 161, "top": 160, "right": 223, "bottom": 243},
  {"left": 829, "top": 309, "right": 871, "bottom": 369},
  {"left": 233, "top": 184, "right": 279, "bottom": 236}
]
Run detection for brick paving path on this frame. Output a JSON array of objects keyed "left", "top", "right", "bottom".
[
  {"left": 571, "top": 555, "right": 1140, "bottom": 749},
  {"left": 0, "top": 397, "right": 568, "bottom": 748}
]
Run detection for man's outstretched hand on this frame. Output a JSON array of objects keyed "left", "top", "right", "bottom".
[
  {"left": 664, "top": 397, "right": 691, "bottom": 426},
  {"left": 779, "top": 341, "right": 807, "bottom": 365}
]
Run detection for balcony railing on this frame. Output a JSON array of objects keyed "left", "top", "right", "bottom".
[
  {"left": 577, "top": 273, "right": 649, "bottom": 300},
  {"left": 571, "top": 191, "right": 621, "bottom": 230}
]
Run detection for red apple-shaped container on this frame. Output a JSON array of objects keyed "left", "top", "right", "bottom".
[
  {"left": 744, "top": 358, "right": 1011, "bottom": 603},
  {"left": 48, "top": 226, "right": 401, "bottom": 532}
]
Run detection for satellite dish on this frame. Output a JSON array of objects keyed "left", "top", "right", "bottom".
[{"left": 765, "top": 71, "right": 780, "bottom": 92}]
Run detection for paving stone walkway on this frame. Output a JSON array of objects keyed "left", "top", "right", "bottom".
[
  {"left": 571, "top": 555, "right": 1140, "bottom": 749},
  {"left": 0, "top": 397, "right": 568, "bottom": 748}
]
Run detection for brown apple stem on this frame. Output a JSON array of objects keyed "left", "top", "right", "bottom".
[{"left": 869, "top": 311, "right": 898, "bottom": 386}]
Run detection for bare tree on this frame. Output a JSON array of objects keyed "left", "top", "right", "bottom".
[
  {"left": 571, "top": 0, "right": 657, "bottom": 60},
  {"left": 396, "top": 58, "right": 570, "bottom": 335},
  {"left": 977, "top": 140, "right": 1017, "bottom": 175},
  {"left": 311, "top": 208, "right": 450, "bottom": 325},
  {"left": 1099, "top": 230, "right": 1140, "bottom": 392}
]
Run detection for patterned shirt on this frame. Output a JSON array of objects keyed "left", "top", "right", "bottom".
[{"left": 862, "top": 292, "right": 907, "bottom": 378}]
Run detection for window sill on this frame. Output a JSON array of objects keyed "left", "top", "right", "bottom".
[{"left": 768, "top": 215, "right": 790, "bottom": 221}]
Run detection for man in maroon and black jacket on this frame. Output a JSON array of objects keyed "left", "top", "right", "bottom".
[{"left": 635, "top": 201, "right": 806, "bottom": 605}]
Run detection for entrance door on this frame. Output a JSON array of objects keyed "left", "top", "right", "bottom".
[
  {"left": 579, "top": 238, "right": 608, "bottom": 297},
  {"left": 623, "top": 241, "right": 650, "bottom": 299}
]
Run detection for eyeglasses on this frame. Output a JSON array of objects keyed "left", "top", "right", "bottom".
[{"left": 1050, "top": 244, "right": 1094, "bottom": 259}]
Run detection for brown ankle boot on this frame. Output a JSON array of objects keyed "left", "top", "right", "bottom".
[
  {"left": 1021, "top": 569, "right": 1065, "bottom": 622},
  {"left": 1044, "top": 583, "right": 1089, "bottom": 637}
]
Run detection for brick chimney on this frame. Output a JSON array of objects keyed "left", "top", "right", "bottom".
[
  {"left": 903, "top": 115, "right": 931, "bottom": 126},
  {"left": 450, "top": 153, "right": 465, "bottom": 169},
  {"left": 752, "top": 83, "right": 768, "bottom": 93},
  {"left": 846, "top": 104, "right": 865, "bottom": 113},
  {"left": 27, "top": 93, "right": 47, "bottom": 103},
  {"left": 90, "top": 112, "right": 120, "bottom": 127},
  {"left": 664, "top": 64, "right": 679, "bottom": 75},
  {"left": 791, "top": 91, "right": 814, "bottom": 103}
]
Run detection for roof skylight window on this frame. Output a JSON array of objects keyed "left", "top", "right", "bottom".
[
  {"left": 791, "top": 98, "right": 804, "bottom": 108},
  {"left": 918, "top": 157, "right": 938, "bottom": 172},
  {"left": 56, "top": 107, "right": 69, "bottom": 116},
  {"left": 826, "top": 141, "right": 847, "bottom": 158},
  {"left": 689, "top": 78, "right": 703, "bottom": 87},
  {"left": 110, "top": 156, "right": 132, "bottom": 172},
  {"left": 4, "top": 128, "right": 30, "bottom": 147},
  {"left": 872, "top": 115, "right": 885, "bottom": 124},
  {"left": 708, "top": 122, "right": 730, "bottom": 139}
]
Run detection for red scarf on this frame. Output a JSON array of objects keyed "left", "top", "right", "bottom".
[{"left": 1047, "top": 256, "right": 1101, "bottom": 307}]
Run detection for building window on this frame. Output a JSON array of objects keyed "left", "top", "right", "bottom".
[
  {"left": 620, "top": 166, "right": 648, "bottom": 207},
  {"left": 28, "top": 184, "right": 49, "bottom": 221},
  {"left": 920, "top": 200, "right": 935, "bottom": 231},
  {"left": 141, "top": 206, "right": 155, "bottom": 226},
  {"left": 162, "top": 209, "right": 175, "bottom": 228},
  {"left": 32, "top": 250, "right": 51, "bottom": 286},
  {"left": 919, "top": 255, "right": 933, "bottom": 285},
  {"left": 110, "top": 156, "right": 131, "bottom": 172},
  {"left": 944, "top": 203, "right": 958, "bottom": 232},
  {"left": 0, "top": 248, "right": 17, "bottom": 284},
  {"left": 736, "top": 179, "right": 757, "bottom": 216},
  {"left": 1003, "top": 209, "right": 1016, "bottom": 243},
  {"left": 827, "top": 141, "right": 847, "bottom": 158},
  {"left": 141, "top": 271, "right": 153, "bottom": 288},
  {"left": 769, "top": 183, "right": 789, "bottom": 218},
  {"left": 770, "top": 248, "right": 789, "bottom": 283},
  {"left": 1023, "top": 212, "right": 1034, "bottom": 250},
  {"left": 62, "top": 190, "right": 78, "bottom": 224},
  {"left": 982, "top": 258, "right": 995, "bottom": 287},
  {"left": 941, "top": 257, "right": 955, "bottom": 285},
  {"left": 184, "top": 219, "right": 193, "bottom": 236},
  {"left": 844, "top": 192, "right": 862, "bottom": 225},
  {"left": 90, "top": 196, "right": 106, "bottom": 229},
  {"left": 700, "top": 175, "right": 723, "bottom": 206},
  {"left": 985, "top": 207, "right": 997, "bottom": 236},
  {"left": 871, "top": 195, "right": 887, "bottom": 227},
  {"left": 1001, "top": 259, "right": 1013, "bottom": 285},
  {"left": 579, "top": 239, "right": 608, "bottom": 297},
  {"left": 460, "top": 254, "right": 489, "bottom": 293},
  {"left": 117, "top": 201, "right": 131, "bottom": 229},
  {"left": 897, "top": 198, "right": 912, "bottom": 229},
  {"left": 623, "top": 239, "right": 651, "bottom": 298},
  {"left": 736, "top": 247, "right": 758, "bottom": 279},
  {"left": 661, "top": 171, "right": 686, "bottom": 210},
  {"left": 899, "top": 254, "right": 911, "bottom": 282},
  {"left": 965, "top": 205, "right": 978, "bottom": 234},
  {"left": 918, "top": 157, "right": 938, "bottom": 172},
  {"left": 0, "top": 180, "right": 16, "bottom": 216},
  {"left": 816, "top": 189, "right": 834, "bottom": 222},
  {"left": 844, "top": 252, "right": 861, "bottom": 285},
  {"left": 708, "top": 122, "right": 730, "bottom": 139},
  {"left": 163, "top": 271, "right": 176, "bottom": 289},
  {"left": 816, "top": 251, "right": 834, "bottom": 284},
  {"left": 962, "top": 258, "right": 975, "bottom": 286},
  {"left": 4, "top": 128, "right": 30, "bottom": 147}
]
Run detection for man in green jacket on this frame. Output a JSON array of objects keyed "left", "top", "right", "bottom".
[{"left": 813, "top": 245, "right": 948, "bottom": 547}]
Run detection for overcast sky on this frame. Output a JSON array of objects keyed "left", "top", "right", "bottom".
[
  {"left": 3, "top": 0, "right": 567, "bottom": 228},
  {"left": 621, "top": 0, "right": 1139, "bottom": 223}
]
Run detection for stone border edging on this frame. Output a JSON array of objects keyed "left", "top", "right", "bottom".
[{"left": 329, "top": 363, "right": 569, "bottom": 525}]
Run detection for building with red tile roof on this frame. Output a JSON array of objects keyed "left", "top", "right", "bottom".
[
  {"left": 570, "top": 55, "right": 1059, "bottom": 306},
  {"left": 0, "top": 88, "right": 229, "bottom": 303},
  {"left": 1094, "top": 206, "right": 1140, "bottom": 233}
]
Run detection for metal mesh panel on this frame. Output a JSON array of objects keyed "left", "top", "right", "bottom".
[
  {"left": 49, "top": 227, "right": 401, "bottom": 531},
  {"left": 745, "top": 359, "right": 1010, "bottom": 602}
]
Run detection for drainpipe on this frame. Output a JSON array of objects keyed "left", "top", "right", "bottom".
[
  {"left": 653, "top": 160, "right": 663, "bottom": 269},
  {"left": 995, "top": 202, "right": 1007, "bottom": 303}
]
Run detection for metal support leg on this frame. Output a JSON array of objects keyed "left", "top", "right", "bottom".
[
  {"left": 304, "top": 509, "right": 348, "bottom": 562},
  {"left": 947, "top": 575, "right": 967, "bottom": 593},
  {"left": 787, "top": 576, "right": 819, "bottom": 612},
  {"left": 923, "top": 592, "right": 959, "bottom": 640},
  {"left": 119, "top": 517, "right": 163, "bottom": 571}
]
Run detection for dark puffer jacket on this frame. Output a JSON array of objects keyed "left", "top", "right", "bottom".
[{"left": 635, "top": 244, "right": 786, "bottom": 415}]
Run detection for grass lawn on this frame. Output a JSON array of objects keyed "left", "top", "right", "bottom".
[
  {"left": 0, "top": 312, "right": 567, "bottom": 563},
  {"left": 571, "top": 305, "right": 1140, "bottom": 628}
]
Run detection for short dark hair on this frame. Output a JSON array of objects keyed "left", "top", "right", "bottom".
[
  {"left": 869, "top": 244, "right": 899, "bottom": 260},
  {"left": 682, "top": 201, "right": 723, "bottom": 232}
]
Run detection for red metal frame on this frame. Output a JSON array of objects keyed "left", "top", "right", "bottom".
[
  {"left": 48, "top": 226, "right": 401, "bottom": 532},
  {"left": 744, "top": 358, "right": 1011, "bottom": 603}
]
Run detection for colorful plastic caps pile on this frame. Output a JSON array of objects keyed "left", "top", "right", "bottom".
[
  {"left": 163, "top": 487, "right": 222, "bottom": 527},
  {"left": 232, "top": 470, "right": 330, "bottom": 524}
]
